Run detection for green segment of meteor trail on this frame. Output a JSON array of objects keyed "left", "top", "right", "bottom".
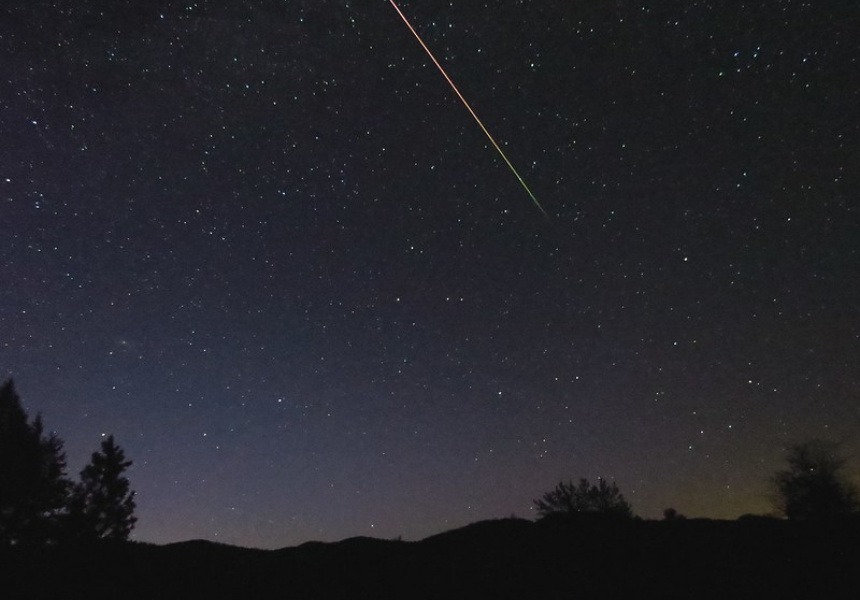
[{"left": 388, "top": 0, "right": 549, "bottom": 218}]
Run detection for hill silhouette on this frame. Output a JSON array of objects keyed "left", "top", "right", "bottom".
[{"left": 1, "top": 516, "right": 858, "bottom": 599}]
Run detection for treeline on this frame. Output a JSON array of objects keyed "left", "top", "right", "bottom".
[
  {"left": 533, "top": 439, "right": 859, "bottom": 523},
  {"left": 3, "top": 374, "right": 857, "bottom": 551},
  {"left": 0, "top": 379, "right": 136, "bottom": 546},
  {"left": 771, "top": 438, "right": 859, "bottom": 521}
]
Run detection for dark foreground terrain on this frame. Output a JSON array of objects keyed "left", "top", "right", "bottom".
[{"left": 2, "top": 516, "right": 858, "bottom": 599}]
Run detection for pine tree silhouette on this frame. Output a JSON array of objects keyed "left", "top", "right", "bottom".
[
  {"left": 0, "top": 379, "right": 70, "bottom": 545},
  {"left": 72, "top": 435, "right": 137, "bottom": 541}
]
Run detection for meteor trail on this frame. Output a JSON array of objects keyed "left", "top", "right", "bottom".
[{"left": 387, "top": 0, "right": 548, "bottom": 218}]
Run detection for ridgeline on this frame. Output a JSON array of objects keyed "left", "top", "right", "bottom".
[{"left": 2, "top": 515, "right": 858, "bottom": 599}]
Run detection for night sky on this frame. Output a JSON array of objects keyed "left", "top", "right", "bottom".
[{"left": 2, "top": 0, "right": 858, "bottom": 549}]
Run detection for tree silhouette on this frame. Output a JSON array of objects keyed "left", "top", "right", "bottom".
[
  {"left": 772, "top": 439, "right": 859, "bottom": 521},
  {"left": 534, "top": 477, "right": 633, "bottom": 519},
  {"left": 71, "top": 435, "right": 137, "bottom": 541},
  {"left": 0, "top": 379, "right": 71, "bottom": 545},
  {"left": 663, "top": 507, "right": 686, "bottom": 521}
]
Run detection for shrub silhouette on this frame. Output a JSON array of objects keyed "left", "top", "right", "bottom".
[
  {"left": 534, "top": 477, "right": 633, "bottom": 519},
  {"left": 772, "top": 439, "right": 859, "bottom": 521}
]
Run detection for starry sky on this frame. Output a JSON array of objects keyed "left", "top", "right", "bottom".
[{"left": 2, "top": 0, "right": 858, "bottom": 549}]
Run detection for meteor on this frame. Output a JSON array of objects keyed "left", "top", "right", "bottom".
[{"left": 387, "top": 0, "right": 548, "bottom": 218}]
